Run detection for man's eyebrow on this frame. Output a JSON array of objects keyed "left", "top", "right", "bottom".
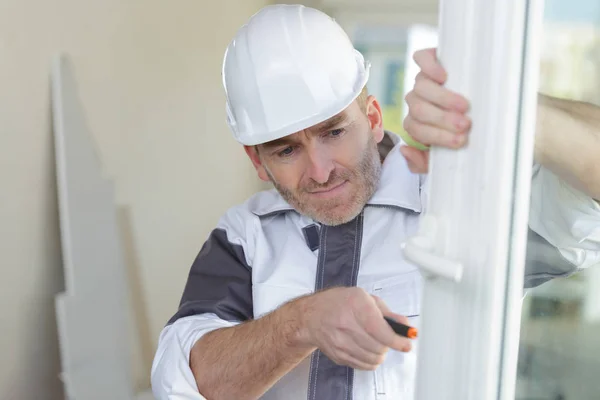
[
  {"left": 261, "top": 137, "right": 297, "bottom": 151},
  {"left": 314, "top": 113, "right": 347, "bottom": 132},
  {"left": 260, "top": 113, "right": 348, "bottom": 152}
]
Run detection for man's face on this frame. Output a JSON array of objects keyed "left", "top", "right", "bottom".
[{"left": 247, "top": 97, "right": 385, "bottom": 226}]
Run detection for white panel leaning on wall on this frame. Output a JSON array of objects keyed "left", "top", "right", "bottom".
[{"left": 51, "top": 53, "right": 154, "bottom": 400}]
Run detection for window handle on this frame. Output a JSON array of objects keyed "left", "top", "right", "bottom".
[{"left": 402, "top": 215, "right": 464, "bottom": 283}]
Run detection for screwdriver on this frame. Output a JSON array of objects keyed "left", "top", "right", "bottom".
[{"left": 384, "top": 316, "right": 418, "bottom": 339}]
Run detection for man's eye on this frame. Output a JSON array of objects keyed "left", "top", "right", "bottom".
[
  {"left": 278, "top": 146, "right": 294, "bottom": 157},
  {"left": 329, "top": 128, "right": 345, "bottom": 137}
]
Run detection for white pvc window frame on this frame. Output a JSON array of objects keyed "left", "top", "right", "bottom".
[{"left": 402, "top": 0, "right": 544, "bottom": 399}]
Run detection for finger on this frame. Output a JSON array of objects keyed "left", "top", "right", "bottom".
[
  {"left": 362, "top": 299, "right": 412, "bottom": 352},
  {"left": 414, "top": 149, "right": 430, "bottom": 171},
  {"left": 413, "top": 48, "right": 447, "bottom": 84},
  {"left": 372, "top": 297, "right": 412, "bottom": 327},
  {"left": 400, "top": 146, "right": 429, "bottom": 174},
  {"left": 413, "top": 77, "right": 470, "bottom": 113},
  {"left": 348, "top": 325, "right": 389, "bottom": 354},
  {"left": 407, "top": 161, "right": 422, "bottom": 174},
  {"left": 405, "top": 116, "right": 469, "bottom": 150},
  {"left": 336, "top": 340, "right": 387, "bottom": 367},
  {"left": 385, "top": 313, "right": 410, "bottom": 326},
  {"left": 405, "top": 98, "right": 471, "bottom": 135},
  {"left": 384, "top": 313, "right": 416, "bottom": 350},
  {"left": 399, "top": 146, "right": 422, "bottom": 173},
  {"left": 337, "top": 352, "right": 383, "bottom": 371},
  {"left": 415, "top": 71, "right": 427, "bottom": 82},
  {"left": 408, "top": 163, "right": 423, "bottom": 174},
  {"left": 403, "top": 114, "right": 470, "bottom": 149},
  {"left": 380, "top": 314, "right": 414, "bottom": 353},
  {"left": 371, "top": 295, "right": 391, "bottom": 313},
  {"left": 404, "top": 156, "right": 422, "bottom": 174},
  {"left": 369, "top": 318, "right": 413, "bottom": 353},
  {"left": 325, "top": 336, "right": 387, "bottom": 370}
]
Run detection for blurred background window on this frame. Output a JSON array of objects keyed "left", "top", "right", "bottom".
[{"left": 516, "top": 1, "right": 600, "bottom": 399}]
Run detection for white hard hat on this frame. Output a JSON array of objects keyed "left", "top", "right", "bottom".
[{"left": 222, "top": 4, "right": 371, "bottom": 146}]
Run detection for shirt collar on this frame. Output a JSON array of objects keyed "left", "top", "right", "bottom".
[{"left": 366, "top": 132, "right": 423, "bottom": 213}]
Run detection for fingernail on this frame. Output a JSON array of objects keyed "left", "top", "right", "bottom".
[
  {"left": 455, "top": 117, "right": 469, "bottom": 131},
  {"left": 454, "top": 98, "right": 469, "bottom": 112},
  {"left": 453, "top": 134, "right": 467, "bottom": 147},
  {"left": 437, "top": 67, "right": 448, "bottom": 83}
]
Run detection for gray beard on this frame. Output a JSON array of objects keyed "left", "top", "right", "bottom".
[{"left": 266, "top": 137, "right": 382, "bottom": 226}]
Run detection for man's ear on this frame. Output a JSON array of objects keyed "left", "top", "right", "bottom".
[
  {"left": 244, "top": 145, "right": 270, "bottom": 182},
  {"left": 366, "top": 95, "right": 385, "bottom": 142}
]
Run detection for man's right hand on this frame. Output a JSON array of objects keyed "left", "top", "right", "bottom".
[{"left": 297, "top": 287, "right": 413, "bottom": 371}]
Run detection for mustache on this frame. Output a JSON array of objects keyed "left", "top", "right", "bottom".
[{"left": 302, "top": 170, "right": 352, "bottom": 193}]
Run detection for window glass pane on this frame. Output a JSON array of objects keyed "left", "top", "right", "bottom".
[
  {"left": 348, "top": 23, "right": 437, "bottom": 140},
  {"left": 516, "top": 1, "right": 600, "bottom": 398}
]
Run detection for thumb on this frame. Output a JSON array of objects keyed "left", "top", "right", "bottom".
[
  {"left": 400, "top": 146, "right": 430, "bottom": 173},
  {"left": 372, "top": 296, "right": 414, "bottom": 351},
  {"left": 372, "top": 296, "right": 410, "bottom": 325},
  {"left": 385, "top": 313, "right": 411, "bottom": 327},
  {"left": 371, "top": 295, "right": 391, "bottom": 315}
]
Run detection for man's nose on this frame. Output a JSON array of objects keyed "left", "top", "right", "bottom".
[{"left": 306, "top": 146, "right": 334, "bottom": 184}]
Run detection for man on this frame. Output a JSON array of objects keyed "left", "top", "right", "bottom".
[{"left": 151, "top": 4, "right": 600, "bottom": 399}]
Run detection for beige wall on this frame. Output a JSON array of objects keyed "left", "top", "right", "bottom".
[{"left": 0, "top": 0, "right": 268, "bottom": 398}]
